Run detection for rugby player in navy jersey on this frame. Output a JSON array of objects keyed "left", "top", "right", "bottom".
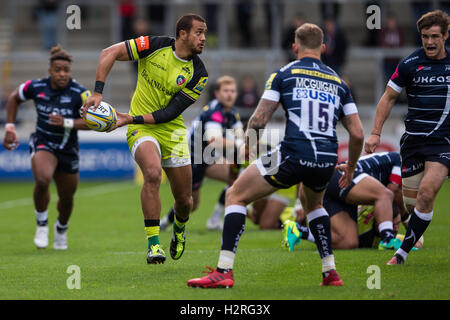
[
  {"left": 187, "top": 23, "right": 364, "bottom": 288},
  {"left": 365, "top": 10, "right": 450, "bottom": 265},
  {"left": 284, "top": 152, "right": 411, "bottom": 250},
  {"left": 160, "top": 75, "right": 244, "bottom": 232},
  {"left": 2, "top": 45, "right": 91, "bottom": 250}
]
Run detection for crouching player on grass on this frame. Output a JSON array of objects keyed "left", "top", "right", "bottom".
[
  {"left": 283, "top": 152, "right": 420, "bottom": 251},
  {"left": 2, "top": 45, "right": 91, "bottom": 250}
]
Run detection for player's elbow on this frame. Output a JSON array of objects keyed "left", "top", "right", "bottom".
[
  {"left": 101, "top": 45, "right": 121, "bottom": 61},
  {"left": 350, "top": 128, "right": 364, "bottom": 144},
  {"left": 10, "top": 91, "right": 21, "bottom": 104}
]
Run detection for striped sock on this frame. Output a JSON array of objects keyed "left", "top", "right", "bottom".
[
  {"left": 55, "top": 219, "right": 69, "bottom": 233},
  {"left": 217, "top": 205, "right": 247, "bottom": 272},
  {"left": 35, "top": 210, "right": 48, "bottom": 226},
  {"left": 307, "top": 207, "right": 335, "bottom": 272},
  {"left": 174, "top": 214, "right": 188, "bottom": 233},
  {"left": 397, "top": 208, "right": 433, "bottom": 259},
  {"left": 144, "top": 219, "right": 160, "bottom": 248}
]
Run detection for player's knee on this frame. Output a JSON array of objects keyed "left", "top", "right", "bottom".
[
  {"left": 225, "top": 186, "right": 239, "bottom": 205},
  {"left": 345, "top": 237, "right": 359, "bottom": 249},
  {"left": 141, "top": 167, "right": 161, "bottom": 186},
  {"left": 35, "top": 175, "right": 52, "bottom": 190},
  {"left": 175, "top": 194, "right": 193, "bottom": 211},
  {"left": 259, "top": 219, "right": 276, "bottom": 230},
  {"left": 333, "top": 234, "right": 358, "bottom": 249},
  {"left": 417, "top": 186, "right": 435, "bottom": 208},
  {"left": 381, "top": 187, "right": 394, "bottom": 202}
]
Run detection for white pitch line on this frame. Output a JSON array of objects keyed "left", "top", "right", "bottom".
[{"left": 0, "top": 181, "right": 136, "bottom": 211}]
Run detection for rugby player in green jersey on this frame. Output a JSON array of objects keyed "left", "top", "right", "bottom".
[{"left": 83, "top": 13, "right": 208, "bottom": 264}]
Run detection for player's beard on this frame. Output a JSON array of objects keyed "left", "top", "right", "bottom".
[
  {"left": 189, "top": 39, "right": 204, "bottom": 55},
  {"left": 191, "top": 45, "right": 203, "bottom": 55}
]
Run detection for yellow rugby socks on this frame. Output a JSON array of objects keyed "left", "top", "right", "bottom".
[{"left": 144, "top": 219, "right": 160, "bottom": 248}]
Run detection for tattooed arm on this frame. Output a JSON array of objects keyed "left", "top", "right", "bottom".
[
  {"left": 244, "top": 98, "right": 279, "bottom": 160},
  {"left": 246, "top": 98, "right": 279, "bottom": 140}
]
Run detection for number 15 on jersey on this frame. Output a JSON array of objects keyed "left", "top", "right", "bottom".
[{"left": 293, "top": 88, "right": 339, "bottom": 137}]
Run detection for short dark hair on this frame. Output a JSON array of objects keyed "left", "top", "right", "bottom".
[
  {"left": 295, "top": 23, "right": 323, "bottom": 50},
  {"left": 49, "top": 44, "right": 72, "bottom": 64},
  {"left": 175, "top": 13, "right": 206, "bottom": 39},
  {"left": 417, "top": 9, "right": 450, "bottom": 35}
]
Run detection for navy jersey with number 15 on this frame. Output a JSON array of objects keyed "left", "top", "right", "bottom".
[{"left": 262, "top": 57, "right": 358, "bottom": 162}]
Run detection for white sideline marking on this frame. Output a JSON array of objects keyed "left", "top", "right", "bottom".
[{"left": 0, "top": 182, "right": 135, "bottom": 211}]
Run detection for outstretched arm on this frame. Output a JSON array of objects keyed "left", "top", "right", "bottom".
[
  {"left": 364, "top": 86, "right": 399, "bottom": 153},
  {"left": 48, "top": 113, "right": 90, "bottom": 130},
  {"left": 82, "top": 42, "right": 130, "bottom": 112},
  {"left": 108, "top": 90, "right": 196, "bottom": 131}
]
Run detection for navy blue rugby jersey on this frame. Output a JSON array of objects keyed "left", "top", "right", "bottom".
[
  {"left": 18, "top": 77, "right": 91, "bottom": 151},
  {"left": 388, "top": 48, "right": 450, "bottom": 138},
  {"left": 355, "top": 151, "right": 402, "bottom": 186},
  {"left": 262, "top": 57, "right": 358, "bottom": 162},
  {"left": 189, "top": 99, "right": 243, "bottom": 161}
]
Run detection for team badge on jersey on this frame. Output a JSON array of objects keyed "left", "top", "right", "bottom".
[
  {"left": 193, "top": 77, "right": 208, "bottom": 94},
  {"left": 177, "top": 75, "right": 186, "bottom": 86},
  {"left": 265, "top": 73, "right": 277, "bottom": 90},
  {"left": 80, "top": 90, "right": 91, "bottom": 104}
]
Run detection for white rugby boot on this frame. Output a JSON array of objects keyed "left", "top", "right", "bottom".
[{"left": 34, "top": 225, "right": 49, "bottom": 249}]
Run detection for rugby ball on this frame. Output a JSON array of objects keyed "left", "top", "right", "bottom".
[{"left": 84, "top": 101, "right": 118, "bottom": 132}]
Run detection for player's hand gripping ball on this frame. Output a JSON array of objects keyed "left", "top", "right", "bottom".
[{"left": 84, "top": 101, "right": 118, "bottom": 132}]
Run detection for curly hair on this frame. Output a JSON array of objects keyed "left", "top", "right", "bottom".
[{"left": 49, "top": 44, "right": 73, "bottom": 64}]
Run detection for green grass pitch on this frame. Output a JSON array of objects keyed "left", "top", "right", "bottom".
[{"left": 0, "top": 179, "right": 449, "bottom": 300}]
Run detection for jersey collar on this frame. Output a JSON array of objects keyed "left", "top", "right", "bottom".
[
  {"left": 171, "top": 42, "right": 190, "bottom": 62},
  {"left": 45, "top": 77, "right": 73, "bottom": 94}
]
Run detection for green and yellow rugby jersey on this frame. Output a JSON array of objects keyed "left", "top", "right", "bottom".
[{"left": 125, "top": 35, "right": 208, "bottom": 129}]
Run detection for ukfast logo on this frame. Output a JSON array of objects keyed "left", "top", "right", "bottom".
[{"left": 412, "top": 75, "right": 450, "bottom": 83}]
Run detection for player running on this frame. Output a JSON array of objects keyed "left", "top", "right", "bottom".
[
  {"left": 283, "top": 152, "right": 410, "bottom": 250},
  {"left": 82, "top": 14, "right": 208, "bottom": 264},
  {"left": 365, "top": 10, "right": 450, "bottom": 265},
  {"left": 160, "top": 75, "right": 244, "bottom": 231},
  {"left": 187, "top": 23, "right": 364, "bottom": 288},
  {"left": 2, "top": 45, "right": 91, "bottom": 250}
]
